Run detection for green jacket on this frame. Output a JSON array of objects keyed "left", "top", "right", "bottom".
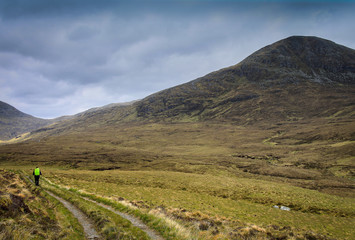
[{"left": 33, "top": 168, "right": 41, "bottom": 176}]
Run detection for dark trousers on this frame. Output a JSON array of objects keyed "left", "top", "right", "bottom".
[{"left": 34, "top": 175, "right": 40, "bottom": 186}]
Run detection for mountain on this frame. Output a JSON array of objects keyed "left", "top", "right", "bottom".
[
  {"left": 46, "top": 36, "right": 354, "bottom": 130},
  {"left": 4, "top": 36, "right": 355, "bottom": 139},
  {"left": 0, "top": 36, "right": 354, "bottom": 181},
  {"left": 0, "top": 101, "right": 52, "bottom": 140},
  {"left": 134, "top": 36, "right": 355, "bottom": 122}
]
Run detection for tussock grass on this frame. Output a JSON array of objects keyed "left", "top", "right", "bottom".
[{"left": 148, "top": 209, "right": 196, "bottom": 240}]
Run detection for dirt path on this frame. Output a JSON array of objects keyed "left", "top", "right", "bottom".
[
  {"left": 45, "top": 191, "right": 101, "bottom": 240},
  {"left": 25, "top": 176, "right": 101, "bottom": 240},
  {"left": 26, "top": 175, "right": 164, "bottom": 239},
  {"left": 81, "top": 196, "right": 165, "bottom": 240}
]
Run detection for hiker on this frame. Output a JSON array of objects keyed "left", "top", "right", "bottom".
[{"left": 33, "top": 166, "right": 42, "bottom": 186}]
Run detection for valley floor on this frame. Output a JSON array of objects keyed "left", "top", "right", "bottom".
[
  {"left": 1, "top": 166, "right": 354, "bottom": 239},
  {"left": 0, "top": 120, "right": 354, "bottom": 239}
]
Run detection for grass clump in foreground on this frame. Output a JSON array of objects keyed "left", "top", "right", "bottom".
[
  {"left": 0, "top": 169, "right": 84, "bottom": 240},
  {"left": 42, "top": 168, "right": 355, "bottom": 240}
]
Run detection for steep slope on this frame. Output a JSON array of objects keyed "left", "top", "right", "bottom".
[
  {"left": 135, "top": 36, "right": 355, "bottom": 122},
  {"left": 0, "top": 101, "right": 51, "bottom": 140}
]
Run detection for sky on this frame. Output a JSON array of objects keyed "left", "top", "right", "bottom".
[{"left": 0, "top": 0, "right": 354, "bottom": 119}]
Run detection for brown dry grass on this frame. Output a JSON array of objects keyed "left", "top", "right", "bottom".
[
  {"left": 0, "top": 119, "right": 353, "bottom": 196},
  {"left": 0, "top": 117, "right": 354, "bottom": 239}
]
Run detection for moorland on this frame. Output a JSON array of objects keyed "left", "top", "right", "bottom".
[{"left": 1, "top": 36, "right": 354, "bottom": 239}]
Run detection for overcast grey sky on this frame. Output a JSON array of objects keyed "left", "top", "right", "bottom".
[{"left": 0, "top": 0, "right": 354, "bottom": 119}]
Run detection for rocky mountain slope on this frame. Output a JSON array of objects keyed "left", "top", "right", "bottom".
[
  {"left": 0, "top": 101, "right": 51, "bottom": 140},
  {"left": 38, "top": 36, "right": 355, "bottom": 134},
  {"left": 2, "top": 36, "right": 354, "bottom": 139},
  {"left": 135, "top": 36, "right": 355, "bottom": 122}
]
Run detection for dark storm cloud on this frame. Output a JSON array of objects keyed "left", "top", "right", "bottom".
[
  {"left": 0, "top": 0, "right": 116, "bottom": 18},
  {"left": 0, "top": 0, "right": 354, "bottom": 118}
]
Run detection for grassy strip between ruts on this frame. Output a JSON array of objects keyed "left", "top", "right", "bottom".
[
  {"left": 41, "top": 175, "right": 192, "bottom": 240},
  {"left": 33, "top": 175, "right": 154, "bottom": 240}
]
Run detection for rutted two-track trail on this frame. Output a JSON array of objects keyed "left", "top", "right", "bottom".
[
  {"left": 45, "top": 191, "right": 101, "bottom": 240},
  {"left": 81, "top": 196, "right": 164, "bottom": 240},
  {"left": 25, "top": 175, "right": 101, "bottom": 239},
  {"left": 27, "top": 175, "right": 164, "bottom": 240}
]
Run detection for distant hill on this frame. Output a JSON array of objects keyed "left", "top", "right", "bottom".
[
  {"left": 3, "top": 36, "right": 355, "bottom": 139},
  {"left": 0, "top": 101, "right": 51, "bottom": 140}
]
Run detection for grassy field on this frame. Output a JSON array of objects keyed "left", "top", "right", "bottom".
[
  {"left": 0, "top": 120, "right": 353, "bottom": 191},
  {"left": 0, "top": 119, "right": 354, "bottom": 239},
  {"left": 3, "top": 164, "right": 355, "bottom": 239},
  {"left": 5, "top": 166, "right": 351, "bottom": 239}
]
